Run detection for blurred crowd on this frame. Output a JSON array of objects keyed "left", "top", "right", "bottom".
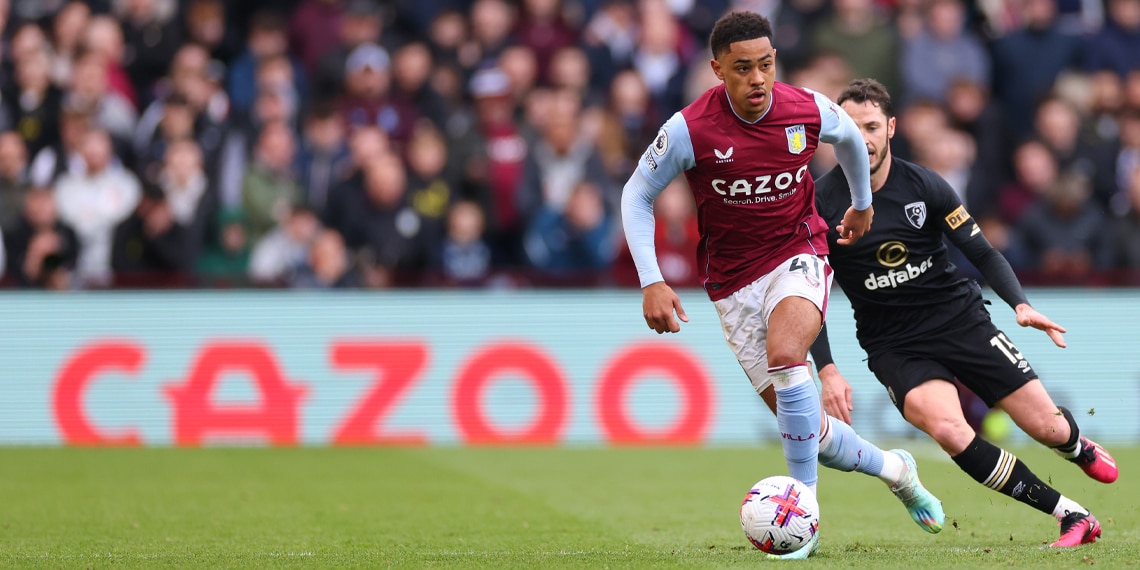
[{"left": 0, "top": 0, "right": 1137, "bottom": 290}]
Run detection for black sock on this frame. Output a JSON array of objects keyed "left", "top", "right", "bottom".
[
  {"left": 1053, "top": 406, "right": 1081, "bottom": 458},
  {"left": 951, "top": 435, "right": 1061, "bottom": 516}
]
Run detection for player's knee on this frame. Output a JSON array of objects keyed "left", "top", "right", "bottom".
[{"left": 922, "top": 417, "right": 975, "bottom": 455}]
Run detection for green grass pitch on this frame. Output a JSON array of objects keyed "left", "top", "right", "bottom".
[{"left": 0, "top": 444, "right": 1136, "bottom": 568}]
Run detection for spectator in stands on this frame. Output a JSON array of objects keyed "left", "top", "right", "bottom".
[
  {"left": 1112, "top": 164, "right": 1140, "bottom": 270},
  {"left": 809, "top": 0, "right": 901, "bottom": 96},
  {"left": 390, "top": 41, "right": 450, "bottom": 129},
  {"left": 5, "top": 48, "right": 64, "bottom": 157},
  {"left": 118, "top": 0, "right": 183, "bottom": 106},
  {"left": 516, "top": 95, "right": 613, "bottom": 225},
  {"left": 892, "top": 98, "right": 949, "bottom": 162},
  {"left": 900, "top": 0, "right": 990, "bottom": 104},
  {"left": 246, "top": 54, "right": 302, "bottom": 131},
  {"left": 133, "top": 93, "right": 195, "bottom": 186},
  {"left": 48, "top": 2, "right": 90, "bottom": 89},
  {"left": 3, "top": 186, "right": 80, "bottom": 287},
  {"left": 83, "top": 15, "right": 137, "bottom": 109},
  {"left": 632, "top": 3, "right": 688, "bottom": 115},
  {"left": 1082, "top": 0, "right": 1140, "bottom": 79},
  {"left": 195, "top": 208, "right": 251, "bottom": 286},
  {"left": 999, "top": 138, "right": 1061, "bottom": 225},
  {"left": 312, "top": 0, "right": 386, "bottom": 102},
  {"left": 405, "top": 121, "right": 454, "bottom": 227},
  {"left": 289, "top": 0, "right": 349, "bottom": 73},
  {"left": 523, "top": 179, "right": 616, "bottom": 274},
  {"left": 991, "top": 0, "right": 1083, "bottom": 139},
  {"left": 1034, "top": 93, "right": 1118, "bottom": 209},
  {"left": 228, "top": 10, "right": 308, "bottom": 115},
  {"left": 581, "top": 0, "right": 638, "bottom": 88},
  {"left": 1126, "top": 70, "right": 1140, "bottom": 108},
  {"left": 461, "top": 67, "right": 528, "bottom": 266},
  {"left": 322, "top": 125, "right": 389, "bottom": 230},
  {"left": 549, "top": 45, "right": 600, "bottom": 106},
  {"left": 595, "top": 69, "right": 660, "bottom": 183},
  {"left": 28, "top": 105, "right": 89, "bottom": 188},
  {"left": 111, "top": 184, "right": 188, "bottom": 281},
  {"left": 469, "top": 0, "right": 519, "bottom": 71},
  {"left": 435, "top": 199, "right": 493, "bottom": 285},
  {"left": 7, "top": 22, "right": 51, "bottom": 91},
  {"left": 339, "top": 42, "right": 417, "bottom": 146},
  {"left": 241, "top": 120, "right": 301, "bottom": 242},
  {"left": 498, "top": 44, "right": 539, "bottom": 108},
  {"left": 333, "top": 153, "right": 439, "bottom": 286},
  {"left": 249, "top": 204, "right": 321, "bottom": 285},
  {"left": 183, "top": 0, "right": 239, "bottom": 63},
  {"left": 1013, "top": 170, "right": 1115, "bottom": 280},
  {"left": 1113, "top": 108, "right": 1140, "bottom": 214},
  {"left": 290, "top": 228, "right": 359, "bottom": 288},
  {"left": 427, "top": 9, "right": 473, "bottom": 69},
  {"left": 0, "top": 132, "right": 31, "bottom": 232},
  {"left": 55, "top": 129, "right": 142, "bottom": 286},
  {"left": 944, "top": 78, "right": 1010, "bottom": 216},
  {"left": 155, "top": 138, "right": 215, "bottom": 265},
  {"left": 515, "top": 0, "right": 579, "bottom": 85},
  {"left": 67, "top": 50, "right": 139, "bottom": 144},
  {"left": 295, "top": 102, "right": 351, "bottom": 213},
  {"left": 1087, "top": 70, "right": 1125, "bottom": 146}
]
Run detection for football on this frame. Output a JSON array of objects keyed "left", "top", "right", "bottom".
[{"left": 740, "top": 475, "right": 820, "bottom": 555}]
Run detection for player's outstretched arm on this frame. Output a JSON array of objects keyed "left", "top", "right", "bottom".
[
  {"left": 810, "top": 323, "right": 854, "bottom": 423},
  {"left": 1014, "top": 303, "right": 1067, "bottom": 348},
  {"left": 811, "top": 89, "right": 874, "bottom": 245}
]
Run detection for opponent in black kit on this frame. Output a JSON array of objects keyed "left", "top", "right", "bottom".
[{"left": 811, "top": 79, "right": 1117, "bottom": 548}]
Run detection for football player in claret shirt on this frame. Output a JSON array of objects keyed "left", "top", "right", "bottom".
[
  {"left": 621, "top": 12, "right": 944, "bottom": 559},
  {"left": 813, "top": 78, "right": 1118, "bottom": 548}
]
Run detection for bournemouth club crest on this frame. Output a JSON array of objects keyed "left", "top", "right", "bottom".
[
  {"left": 786, "top": 125, "right": 806, "bottom": 154},
  {"left": 905, "top": 201, "right": 927, "bottom": 229}
]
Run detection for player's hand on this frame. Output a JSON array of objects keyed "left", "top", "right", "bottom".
[
  {"left": 641, "top": 282, "right": 688, "bottom": 334},
  {"left": 818, "top": 363, "right": 854, "bottom": 425},
  {"left": 1015, "top": 303, "right": 1067, "bottom": 348},
  {"left": 837, "top": 205, "right": 874, "bottom": 245}
]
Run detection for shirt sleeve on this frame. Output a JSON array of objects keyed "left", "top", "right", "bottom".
[
  {"left": 811, "top": 90, "right": 872, "bottom": 211},
  {"left": 932, "top": 173, "right": 1029, "bottom": 309},
  {"left": 621, "top": 112, "right": 696, "bottom": 287}
]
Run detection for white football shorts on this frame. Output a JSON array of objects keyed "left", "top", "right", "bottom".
[{"left": 712, "top": 253, "right": 833, "bottom": 395}]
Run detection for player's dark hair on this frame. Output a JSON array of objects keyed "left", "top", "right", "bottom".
[
  {"left": 709, "top": 12, "right": 773, "bottom": 59},
  {"left": 837, "top": 78, "right": 894, "bottom": 118}
]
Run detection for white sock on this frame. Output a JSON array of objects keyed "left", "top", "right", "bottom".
[
  {"left": 879, "top": 450, "right": 906, "bottom": 486},
  {"left": 1052, "top": 496, "right": 1089, "bottom": 519}
]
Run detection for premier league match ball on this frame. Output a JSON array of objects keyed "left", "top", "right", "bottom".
[{"left": 740, "top": 475, "right": 820, "bottom": 555}]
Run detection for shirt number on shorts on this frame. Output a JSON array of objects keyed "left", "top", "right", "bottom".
[
  {"left": 789, "top": 256, "right": 823, "bottom": 279},
  {"left": 989, "top": 332, "right": 1025, "bottom": 364}
]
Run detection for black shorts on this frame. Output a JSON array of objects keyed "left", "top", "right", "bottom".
[{"left": 865, "top": 305, "right": 1038, "bottom": 413}]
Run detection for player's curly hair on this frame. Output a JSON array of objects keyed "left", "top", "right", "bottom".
[
  {"left": 709, "top": 12, "right": 773, "bottom": 59},
  {"left": 837, "top": 78, "right": 894, "bottom": 118}
]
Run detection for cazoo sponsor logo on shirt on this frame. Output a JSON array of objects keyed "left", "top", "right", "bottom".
[{"left": 712, "top": 165, "right": 809, "bottom": 204}]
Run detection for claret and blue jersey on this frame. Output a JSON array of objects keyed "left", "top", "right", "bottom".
[{"left": 623, "top": 81, "right": 871, "bottom": 301}]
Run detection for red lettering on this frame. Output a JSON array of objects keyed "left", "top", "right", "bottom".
[
  {"left": 452, "top": 343, "right": 568, "bottom": 444},
  {"left": 596, "top": 344, "right": 713, "bottom": 445},
  {"left": 164, "top": 343, "right": 306, "bottom": 446},
  {"left": 53, "top": 341, "right": 145, "bottom": 445},
  {"left": 330, "top": 341, "right": 429, "bottom": 445}
]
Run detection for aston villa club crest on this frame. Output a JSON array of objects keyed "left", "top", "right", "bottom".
[
  {"left": 785, "top": 125, "right": 806, "bottom": 154},
  {"left": 905, "top": 201, "right": 927, "bottom": 229}
]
